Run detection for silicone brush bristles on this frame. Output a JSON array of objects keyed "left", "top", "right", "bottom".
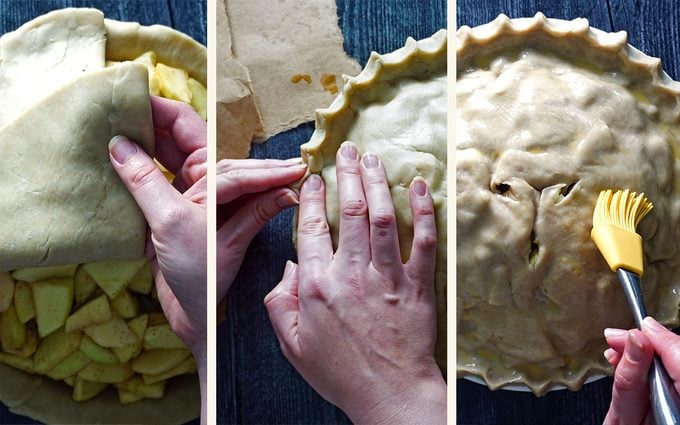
[
  {"left": 593, "top": 189, "right": 653, "bottom": 231},
  {"left": 591, "top": 189, "right": 653, "bottom": 276}
]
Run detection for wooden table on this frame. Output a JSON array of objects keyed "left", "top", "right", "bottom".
[
  {"left": 217, "top": 1, "right": 446, "bottom": 423},
  {"left": 0, "top": 1, "right": 205, "bottom": 424},
  {"left": 457, "top": 1, "right": 680, "bottom": 424}
]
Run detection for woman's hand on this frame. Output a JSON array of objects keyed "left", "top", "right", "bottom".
[
  {"left": 216, "top": 158, "right": 306, "bottom": 301},
  {"left": 265, "top": 141, "right": 446, "bottom": 425},
  {"left": 108, "top": 96, "right": 208, "bottom": 423},
  {"left": 603, "top": 317, "right": 680, "bottom": 425}
]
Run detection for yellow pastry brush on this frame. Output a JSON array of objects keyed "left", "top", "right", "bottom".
[{"left": 591, "top": 189, "right": 680, "bottom": 424}]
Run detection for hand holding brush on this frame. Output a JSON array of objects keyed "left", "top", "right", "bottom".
[{"left": 592, "top": 189, "right": 680, "bottom": 424}]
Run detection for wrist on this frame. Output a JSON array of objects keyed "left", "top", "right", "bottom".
[
  {"left": 343, "top": 367, "right": 447, "bottom": 425},
  {"left": 190, "top": 332, "right": 207, "bottom": 425}
]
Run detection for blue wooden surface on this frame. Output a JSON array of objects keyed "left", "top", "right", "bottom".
[
  {"left": 217, "top": 1, "right": 447, "bottom": 424},
  {"left": 457, "top": 1, "right": 680, "bottom": 424},
  {"left": 0, "top": 1, "right": 205, "bottom": 424}
]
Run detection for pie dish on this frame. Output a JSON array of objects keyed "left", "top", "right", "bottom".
[
  {"left": 300, "top": 29, "right": 447, "bottom": 370},
  {"left": 457, "top": 13, "right": 680, "bottom": 395},
  {"left": 0, "top": 8, "right": 203, "bottom": 424}
]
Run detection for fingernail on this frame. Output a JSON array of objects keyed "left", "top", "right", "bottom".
[
  {"left": 604, "top": 348, "right": 617, "bottom": 362},
  {"left": 361, "top": 153, "right": 379, "bottom": 169},
  {"left": 413, "top": 177, "right": 428, "bottom": 196},
  {"left": 642, "top": 316, "right": 666, "bottom": 334},
  {"left": 275, "top": 191, "right": 299, "bottom": 208},
  {"left": 305, "top": 174, "right": 323, "bottom": 191},
  {"left": 109, "top": 135, "right": 137, "bottom": 165},
  {"left": 340, "top": 142, "right": 358, "bottom": 160},
  {"left": 604, "top": 328, "right": 627, "bottom": 338},
  {"left": 627, "top": 332, "right": 645, "bottom": 362},
  {"left": 283, "top": 260, "right": 297, "bottom": 278}
]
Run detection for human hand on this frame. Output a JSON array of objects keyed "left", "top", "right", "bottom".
[
  {"left": 603, "top": 317, "right": 680, "bottom": 425},
  {"left": 264, "top": 142, "right": 446, "bottom": 425},
  {"left": 108, "top": 96, "right": 207, "bottom": 421},
  {"left": 216, "top": 158, "right": 306, "bottom": 302}
]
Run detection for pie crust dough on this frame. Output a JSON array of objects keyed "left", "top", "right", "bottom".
[
  {"left": 457, "top": 13, "right": 680, "bottom": 395},
  {"left": 301, "top": 30, "right": 447, "bottom": 370},
  {"left": 0, "top": 8, "right": 202, "bottom": 424}
]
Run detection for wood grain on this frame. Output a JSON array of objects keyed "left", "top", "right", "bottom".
[
  {"left": 0, "top": 1, "right": 205, "bottom": 424},
  {"left": 456, "top": 1, "right": 680, "bottom": 424}
]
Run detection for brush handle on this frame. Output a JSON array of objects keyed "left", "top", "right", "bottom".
[{"left": 616, "top": 269, "right": 680, "bottom": 425}]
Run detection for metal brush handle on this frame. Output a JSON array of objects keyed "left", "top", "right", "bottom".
[{"left": 617, "top": 269, "right": 680, "bottom": 424}]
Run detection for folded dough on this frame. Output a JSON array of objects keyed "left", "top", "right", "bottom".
[
  {"left": 0, "top": 62, "right": 153, "bottom": 272},
  {"left": 0, "top": 8, "right": 106, "bottom": 127}
]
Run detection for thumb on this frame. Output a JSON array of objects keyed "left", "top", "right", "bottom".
[
  {"left": 264, "top": 261, "right": 300, "bottom": 360},
  {"left": 109, "top": 135, "right": 183, "bottom": 226}
]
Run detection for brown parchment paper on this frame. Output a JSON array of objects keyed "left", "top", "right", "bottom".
[
  {"left": 221, "top": 0, "right": 361, "bottom": 141},
  {"left": 216, "top": 0, "right": 264, "bottom": 159}
]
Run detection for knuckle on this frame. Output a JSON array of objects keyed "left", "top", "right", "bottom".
[
  {"left": 129, "top": 162, "right": 162, "bottom": 189},
  {"left": 371, "top": 209, "right": 396, "bottom": 230},
  {"left": 613, "top": 371, "right": 637, "bottom": 392},
  {"left": 252, "top": 202, "right": 273, "bottom": 226},
  {"left": 154, "top": 206, "right": 187, "bottom": 235},
  {"left": 341, "top": 199, "right": 367, "bottom": 218},
  {"left": 415, "top": 234, "right": 438, "bottom": 253},
  {"left": 299, "top": 215, "right": 329, "bottom": 235},
  {"left": 413, "top": 203, "right": 435, "bottom": 217}
]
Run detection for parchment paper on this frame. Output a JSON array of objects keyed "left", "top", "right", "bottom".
[
  {"left": 219, "top": 0, "right": 361, "bottom": 146},
  {"left": 216, "top": 0, "right": 264, "bottom": 159}
]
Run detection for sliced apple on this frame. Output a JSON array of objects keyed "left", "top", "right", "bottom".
[
  {"left": 12, "top": 264, "right": 77, "bottom": 283},
  {"left": 13, "top": 281, "right": 35, "bottom": 324},
  {"left": 3, "top": 322, "right": 37, "bottom": 357},
  {"left": 112, "top": 314, "right": 148, "bottom": 363},
  {"left": 79, "top": 334, "right": 119, "bottom": 365},
  {"left": 117, "top": 376, "right": 165, "bottom": 399},
  {"left": 188, "top": 77, "right": 207, "bottom": 120},
  {"left": 0, "top": 304, "right": 25, "bottom": 350},
  {"left": 156, "top": 63, "right": 192, "bottom": 103},
  {"left": 0, "top": 272, "right": 14, "bottom": 313},
  {"left": 46, "top": 350, "right": 91, "bottom": 380},
  {"left": 32, "top": 278, "right": 74, "bottom": 337},
  {"left": 144, "top": 324, "right": 187, "bottom": 350},
  {"left": 65, "top": 294, "right": 112, "bottom": 332},
  {"left": 128, "top": 260, "right": 153, "bottom": 295},
  {"left": 118, "top": 389, "right": 144, "bottom": 404},
  {"left": 84, "top": 317, "right": 138, "bottom": 348},
  {"left": 143, "top": 356, "right": 197, "bottom": 385},
  {"left": 74, "top": 266, "right": 98, "bottom": 307},
  {"left": 131, "top": 349, "right": 191, "bottom": 376},
  {"left": 0, "top": 351, "right": 34, "bottom": 373},
  {"left": 133, "top": 51, "right": 161, "bottom": 96},
  {"left": 111, "top": 290, "right": 139, "bottom": 319},
  {"left": 78, "top": 362, "right": 133, "bottom": 383},
  {"left": 72, "top": 376, "right": 107, "bottom": 401},
  {"left": 34, "top": 328, "right": 81, "bottom": 374},
  {"left": 82, "top": 260, "right": 146, "bottom": 299}
]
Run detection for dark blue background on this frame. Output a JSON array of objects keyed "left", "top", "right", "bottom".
[
  {"left": 217, "top": 1, "right": 446, "bottom": 424},
  {"left": 0, "top": 1, "right": 205, "bottom": 424},
  {"left": 457, "top": 1, "right": 680, "bottom": 424}
]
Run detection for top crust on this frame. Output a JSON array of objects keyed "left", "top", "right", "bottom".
[{"left": 456, "top": 13, "right": 680, "bottom": 395}]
